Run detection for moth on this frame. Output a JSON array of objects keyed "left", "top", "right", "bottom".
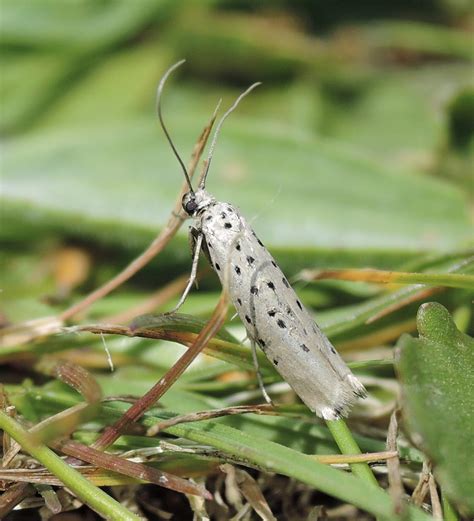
[{"left": 157, "top": 61, "right": 366, "bottom": 420}]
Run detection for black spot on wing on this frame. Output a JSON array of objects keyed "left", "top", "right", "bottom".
[
  {"left": 273, "top": 358, "right": 279, "bottom": 366},
  {"left": 235, "top": 265, "right": 241, "bottom": 275},
  {"left": 245, "top": 315, "right": 252, "bottom": 324},
  {"left": 215, "top": 263, "right": 221, "bottom": 271},
  {"left": 267, "top": 282, "right": 275, "bottom": 291},
  {"left": 268, "top": 309, "right": 276, "bottom": 317},
  {"left": 271, "top": 261, "right": 277, "bottom": 268},
  {"left": 221, "top": 212, "right": 227, "bottom": 218},
  {"left": 282, "top": 277, "right": 290, "bottom": 288},
  {"left": 224, "top": 222, "right": 232, "bottom": 229},
  {"left": 246, "top": 255, "right": 255, "bottom": 265},
  {"left": 277, "top": 319, "right": 286, "bottom": 329},
  {"left": 237, "top": 298, "right": 242, "bottom": 306},
  {"left": 250, "top": 285, "right": 258, "bottom": 295},
  {"left": 300, "top": 343, "right": 309, "bottom": 352},
  {"left": 257, "top": 338, "right": 266, "bottom": 348},
  {"left": 236, "top": 243, "right": 241, "bottom": 251},
  {"left": 296, "top": 300, "right": 303, "bottom": 311}
]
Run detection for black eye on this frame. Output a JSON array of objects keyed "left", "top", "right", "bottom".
[
  {"left": 183, "top": 197, "right": 198, "bottom": 214},
  {"left": 186, "top": 201, "right": 197, "bottom": 213}
]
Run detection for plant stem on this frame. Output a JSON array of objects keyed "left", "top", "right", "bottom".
[
  {"left": 326, "top": 418, "right": 379, "bottom": 487},
  {"left": 0, "top": 411, "right": 140, "bottom": 521}
]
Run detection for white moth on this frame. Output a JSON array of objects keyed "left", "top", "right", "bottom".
[{"left": 158, "top": 61, "right": 366, "bottom": 420}]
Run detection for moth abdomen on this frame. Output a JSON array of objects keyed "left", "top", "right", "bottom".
[{"left": 195, "top": 191, "right": 366, "bottom": 420}]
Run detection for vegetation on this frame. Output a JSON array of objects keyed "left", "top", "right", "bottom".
[{"left": 1, "top": 1, "right": 473, "bottom": 519}]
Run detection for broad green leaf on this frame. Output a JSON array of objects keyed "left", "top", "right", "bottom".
[
  {"left": 396, "top": 302, "right": 474, "bottom": 515},
  {"left": 361, "top": 21, "right": 474, "bottom": 60},
  {"left": 3, "top": 113, "right": 470, "bottom": 258},
  {"left": 322, "top": 65, "right": 472, "bottom": 165},
  {"left": 0, "top": 52, "right": 73, "bottom": 134},
  {"left": 0, "top": 0, "right": 174, "bottom": 49}
]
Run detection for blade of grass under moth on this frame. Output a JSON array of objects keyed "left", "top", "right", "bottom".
[
  {"left": 0, "top": 411, "right": 141, "bottom": 521},
  {"left": 92, "top": 285, "right": 230, "bottom": 451},
  {"left": 138, "top": 408, "right": 432, "bottom": 520},
  {"left": 14, "top": 389, "right": 430, "bottom": 519},
  {"left": 59, "top": 111, "right": 217, "bottom": 322},
  {"left": 145, "top": 406, "right": 398, "bottom": 463}
]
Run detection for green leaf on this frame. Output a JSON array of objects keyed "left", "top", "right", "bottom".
[
  {"left": 396, "top": 302, "right": 474, "bottom": 515},
  {"left": 0, "top": 0, "right": 174, "bottom": 49},
  {"left": 322, "top": 65, "right": 472, "bottom": 165},
  {"left": 362, "top": 21, "right": 474, "bottom": 60},
  {"left": 3, "top": 113, "right": 470, "bottom": 255}
]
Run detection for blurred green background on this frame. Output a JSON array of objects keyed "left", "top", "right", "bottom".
[
  {"left": 1, "top": 0, "right": 473, "bottom": 321},
  {"left": 1, "top": 3, "right": 474, "bottom": 518}
]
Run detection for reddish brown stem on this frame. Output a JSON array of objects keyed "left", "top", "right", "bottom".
[{"left": 92, "top": 288, "right": 230, "bottom": 451}]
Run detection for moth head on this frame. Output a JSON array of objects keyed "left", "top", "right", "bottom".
[
  {"left": 182, "top": 192, "right": 198, "bottom": 216},
  {"left": 182, "top": 189, "right": 214, "bottom": 216}
]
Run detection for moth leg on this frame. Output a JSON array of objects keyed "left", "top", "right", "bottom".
[
  {"left": 250, "top": 338, "right": 273, "bottom": 405},
  {"left": 167, "top": 230, "right": 203, "bottom": 314}
]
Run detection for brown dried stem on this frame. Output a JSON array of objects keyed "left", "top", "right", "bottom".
[
  {"left": 386, "top": 409, "right": 406, "bottom": 515},
  {"left": 0, "top": 482, "right": 36, "bottom": 519}
]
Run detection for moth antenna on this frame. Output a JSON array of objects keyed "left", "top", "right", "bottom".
[
  {"left": 200, "top": 82, "right": 261, "bottom": 189},
  {"left": 156, "top": 59, "right": 194, "bottom": 193}
]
